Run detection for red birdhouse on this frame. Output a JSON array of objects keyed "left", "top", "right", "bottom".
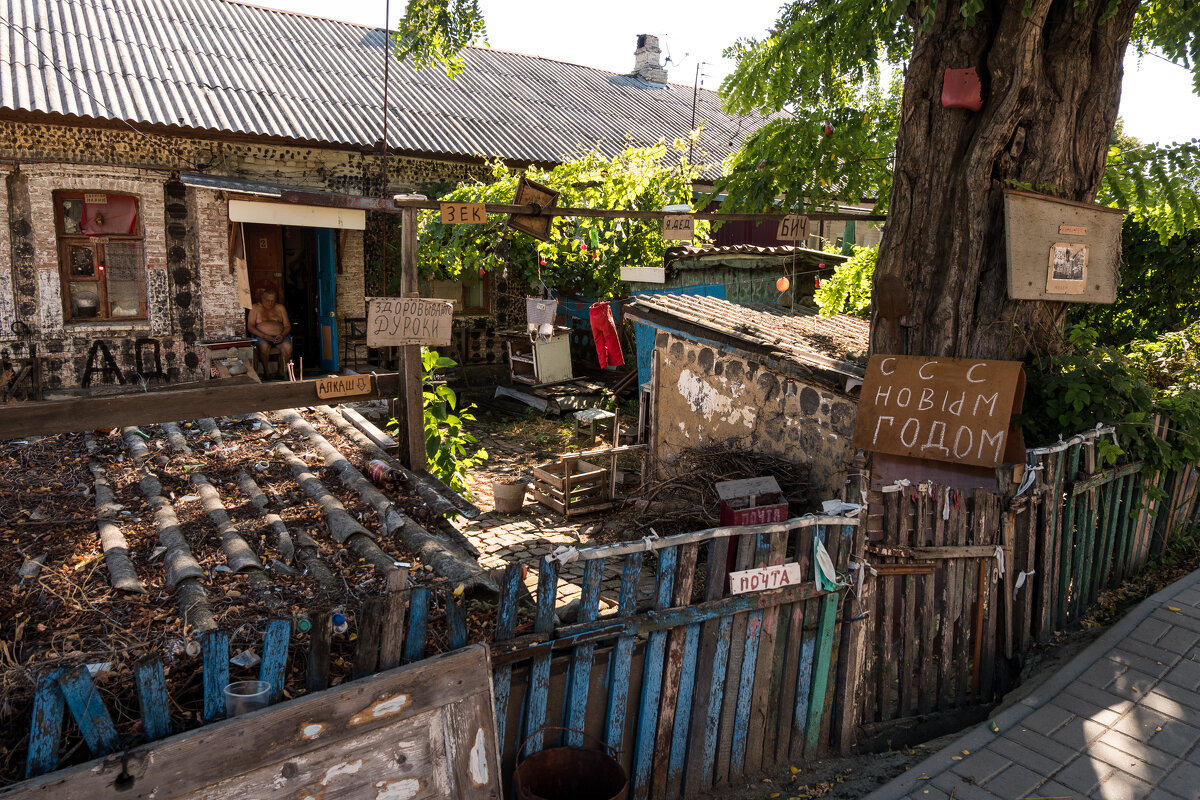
[{"left": 942, "top": 67, "right": 983, "bottom": 111}]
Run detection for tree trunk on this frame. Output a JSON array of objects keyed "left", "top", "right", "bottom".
[{"left": 872, "top": 0, "right": 1139, "bottom": 360}]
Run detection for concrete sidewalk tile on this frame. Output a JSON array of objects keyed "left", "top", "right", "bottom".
[
  {"left": 950, "top": 748, "right": 1013, "bottom": 783},
  {"left": 1147, "top": 720, "right": 1200, "bottom": 758},
  {"left": 1110, "top": 669, "right": 1162, "bottom": 701},
  {"left": 1009, "top": 727, "right": 1089, "bottom": 765},
  {"left": 1052, "top": 717, "right": 1112, "bottom": 750},
  {"left": 1088, "top": 740, "right": 1167, "bottom": 784},
  {"left": 1140, "top": 691, "right": 1200, "bottom": 725},
  {"left": 1109, "top": 648, "right": 1180, "bottom": 678},
  {"left": 1130, "top": 618, "right": 1174, "bottom": 646},
  {"left": 906, "top": 786, "right": 952, "bottom": 800},
  {"left": 1091, "top": 769, "right": 1154, "bottom": 800},
  {"left": 1054, "top": 756, "right": 1114, "bottom": 795},
  {"left": 1034, "top": 779, "right": 1085, "bottom": 799},
  {"left": 1156, "top": 627, "right": 1200, "bottom": 656},
  {"left": 1027, "top": 703, "right": 1082, "bottom": 735},
  {"left": 1142, "top": 789, "right": 1189, "bottom": 800},
  {"left": 983, "top": 763, "right": 1045, "bottom": 797},
  {"left": 1161, "top": 660, "right": 1200, "bottom": 691},
  {"left": 1159, "top": 761, "right": 1200, "bottom": 798},
  {"left": 992, "top": 735, "right": 1079, "bottom": 776},
  {"left": 1113, "top": 707, "right": 1178, "bottom": 741},
  {"left": 1056, "top": 689, "right": 1128, "bottom": 727},
  {"left": 1098, "top": 729, "right": 1177, "bottom": 770},
  {"left": 1065, "top": 682, "right": 1137, "bottom": 718},
  {"left": 1082, "top": 658, "right": 1130, "bottom": 690},
  {"left": 929, "top": 772, "right": 1007, "bottom": 800},
  {"left": 1151, "top": 609, "right": 1200, "bottom": 636}
]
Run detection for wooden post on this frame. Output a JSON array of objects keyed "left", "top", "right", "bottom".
[{"left": 398, "top": 206, "right": 426, "bottom": 470}]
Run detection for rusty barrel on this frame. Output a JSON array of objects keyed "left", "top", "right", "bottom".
[{"left": 512, "top": 727, "right": 627, "bottom": 800}]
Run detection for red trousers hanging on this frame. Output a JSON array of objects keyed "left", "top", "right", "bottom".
[{"left": 589, "top": 301, "right": 624, "bottom": 368}]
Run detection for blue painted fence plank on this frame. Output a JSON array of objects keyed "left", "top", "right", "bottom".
[
  {"left": 134, "top": 655, "right": 173, "bottom": 741},
  {"left": 57, "top": 666, "right": 120, "bottom": 757},
  {"left": 259, "top": 619, "right": 291, "bottom": 702},
  {"left": 730, "top": 610, "right": 763, "bottom": 777},
  {"left": 202, "top": 629, "right": 230, "bottom": 722},
  {"left": 666, "top": 621, "right": 701, "bottom": 793},
  {"left": 24, "top": 669, "right": 64, "bottom": 778},
  {"left": 563, "top": 558, "right": 605, "bottom": 747},
  {"left": 631, "top": 546, "right": 679, "bottom": 800},
  {"left": 522, "top": 558, "right": 559, "bottom": 756},
  {"left": 492, "top": 564, "right": 525, "bottom": 761},
  {"left": 699, "top": 609, "right": 735, "bottom": 791},
  {"left": 404, "top": 586, "right": 431, "bottom": 663},
  {"left": 604, "top": 552, "right": 644, "bottom": 754},
  {"left": 446, "top": 592, "right": 468, "bottom": 651}
]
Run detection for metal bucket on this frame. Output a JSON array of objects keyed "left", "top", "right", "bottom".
[{"left": 513, "top": 727, "right": 627, "bottom": 800}]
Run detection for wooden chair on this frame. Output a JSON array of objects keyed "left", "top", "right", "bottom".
[{"left": 342, "top": 317, "right": 369, "bottom": 370}]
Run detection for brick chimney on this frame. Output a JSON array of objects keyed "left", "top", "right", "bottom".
[{"left": 632, "top": 34, "right": 667, "bottom": 84}]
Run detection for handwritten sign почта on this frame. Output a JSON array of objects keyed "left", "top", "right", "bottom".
[
  {"left": 366, "top": 297, "right": 455, "bottom": 347},
  {"left": 728, "top": 563, "right": 804, "bottom": 595},
  {"left": 851, "top": 355, "right": 1025, "bottom": 468}
]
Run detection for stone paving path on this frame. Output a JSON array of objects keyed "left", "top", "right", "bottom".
[
  {"left": 867, "top": 570, "right": 1200, "bottom": 800},
  {"left": 456, "top": 426, "right": 654, "bottom": 608}
]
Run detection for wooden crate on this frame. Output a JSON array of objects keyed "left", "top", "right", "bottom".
[{"left": 531, "top": 457, "right": 613, "bottom": 518}]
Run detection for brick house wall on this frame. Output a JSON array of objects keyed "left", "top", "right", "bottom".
[{"left": 0, "top": 120, "right": 486, "bottom": 391}]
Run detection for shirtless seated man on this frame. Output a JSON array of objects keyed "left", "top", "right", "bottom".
[{"left": 247, "top": 289, "right": 293, "bottom": 380}]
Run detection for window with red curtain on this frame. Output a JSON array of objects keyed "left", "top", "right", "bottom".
[{"left": 56, "top": 192, "right": 146, "bottom": 322}]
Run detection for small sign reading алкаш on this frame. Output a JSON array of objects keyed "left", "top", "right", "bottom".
[
  {"left": 851, "top": 355, "right": 1025, "bottom": 468},
  {"left": 366, "top": 297, "right": 455, "bottom": 347}
]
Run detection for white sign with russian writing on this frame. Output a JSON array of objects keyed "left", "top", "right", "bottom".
[
  {"left": 367, "top": 297, "right": 455, "bottom": 347},
  {"left": 728, "top": 563, "right": 804, "bottom": 595}
]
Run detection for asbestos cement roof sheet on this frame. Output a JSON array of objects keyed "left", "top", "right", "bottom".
[
  {"left": 627, "top": 293, "right": 870, "bottom": 377},
  {"left": 0, "top": 0, "right": 772, "bottom": 166}
]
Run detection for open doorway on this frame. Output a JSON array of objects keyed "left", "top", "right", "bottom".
[{"left": 242, "top": 222, "right": 338, "bottom": 375}]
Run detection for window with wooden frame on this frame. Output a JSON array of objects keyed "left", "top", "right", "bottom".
[
  {"left": 418, "top": 272, "right": 489, "bottom": 314},
  {"left": 55, "top": 192, "right": 147, "bottom": 322}
]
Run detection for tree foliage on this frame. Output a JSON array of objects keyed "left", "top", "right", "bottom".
[
  {"left": 1069, "top": 220, "right": 1200, "bottom": 347},
  {"left": 814, "top": 244, "right": 876, "bottom": 317},
  {"left": 416, "top": 139, "right": 709, "bottom": 299},
  {"left": 393, "top": 0, "right": 487, "bottom": 77}
]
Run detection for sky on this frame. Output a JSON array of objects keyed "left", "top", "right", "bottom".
[{"left": 249, "top": 0, "right": 1200, "bottom": 147}]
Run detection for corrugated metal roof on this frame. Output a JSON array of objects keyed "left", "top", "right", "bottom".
[
  {"left": 0, "top": 0, "right": 772, "bottom": 166},
  {"left": 665, "top": 244, "right": 849, "bottom": 268},
  {"left": 627, "top": 293, "right": 869, "bottom": 376}
]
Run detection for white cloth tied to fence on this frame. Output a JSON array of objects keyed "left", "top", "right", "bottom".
[
  {"left": 993, "top": 545, "right": 1005, "bottom": 580},
  {"left": 1014, "top": 461, "right": 1044, "bottom": 498},
  {"left": 821, "top": 499, "right": 861, "bottom": 516},
  {"left": 641, "top": 530, "right": 661, "bottom": 551},
  {"left": 814, "top": 537, "right": 839, "bottom": 592},
  {"left": 1014, "top": 569, "right": 1035, "bottom": 592},
  {"left": 847, "top": 559, "right": 877, "bottom": 600},
  {"left": 880, "top": 479, "right": 912, "bottom": 494}
]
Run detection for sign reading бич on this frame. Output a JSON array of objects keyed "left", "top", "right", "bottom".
[{"left": 851, "top": 355, "right": 1026, "bottom": 468}]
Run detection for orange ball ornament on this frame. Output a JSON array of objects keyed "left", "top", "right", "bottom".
[{"left": 776, "top": 276, "right": 790, "bottom": 292}]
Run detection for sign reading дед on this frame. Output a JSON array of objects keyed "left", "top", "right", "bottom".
[
  {"left": 851, "top": 355, "right": 1026, "bottom": 468},
  {"left": 366, "top": 297, "right": 455, "bottom": 347}
]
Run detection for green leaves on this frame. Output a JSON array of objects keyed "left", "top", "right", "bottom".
[
  {"left": 415, "top": 141, "right": 708, "bottom": 299},
  {"left": 392, "top": 0, "right": 487, "bottom": 77},
  {"left": 814, "top": 244, "right": 877, "bottom": 317},
  {"left": 413, "top": 348, "right": 487, "bottom": 497},
  {"left": 1099, "top": 139, "right": 1200, "bottom": 243}
]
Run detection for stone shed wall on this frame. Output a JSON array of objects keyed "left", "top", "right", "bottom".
[{"left": 652, "top": 331, "right": 858, "bottom": 498}]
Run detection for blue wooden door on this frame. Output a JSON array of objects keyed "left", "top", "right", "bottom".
[{"left": 315, "top": 229, "right": 339, "bottom": 372}]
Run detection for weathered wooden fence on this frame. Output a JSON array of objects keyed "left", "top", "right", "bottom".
[
  {"left": 859, "top": 421, "right": 1200, "bottom": 735},
  {"left": 490, "top": 515, "right": 861, "bottom": 800}
]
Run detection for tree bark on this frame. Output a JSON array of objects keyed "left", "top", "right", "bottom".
[{"left": 872, "top": 0, "right": 1139, "bottom": 360}]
